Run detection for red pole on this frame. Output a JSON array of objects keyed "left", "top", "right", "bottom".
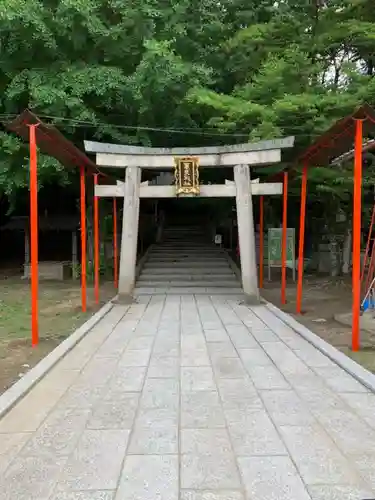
[
  {"left": 296, "top": 164, "right": 308, "bottom": 314},
  {"left": 361, "top": 203, "right": 375, "bottom": 283},
  {"left": 28, "top": 124, "right": 39, "bottom": 347},
  {"left": 113, "top": 197, "right": 118, "bottom": 289},
  {"left": 80, "top": 166, "right": 87, "bottom": 313},
  {"left": 281, "top": 171, "right": 288, "bottom": 304},
  {"left": 352, "top": 119, "right": 363, "bottom": 352},
  {"left": 94, "top": 174, "right": 100, "bottom": 304},
  {"left": 259, "top": 196, "right": 264, "bottom": 288}
]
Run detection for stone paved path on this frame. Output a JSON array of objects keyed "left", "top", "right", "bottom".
[{"left": 1, "top": 295, "right": 375, "bottom": 500}]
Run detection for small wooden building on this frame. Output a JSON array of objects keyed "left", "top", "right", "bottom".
[{"left": 1, "top": 215, "right": 79, "bottom": 280}]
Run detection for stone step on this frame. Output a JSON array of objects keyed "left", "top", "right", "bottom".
[
  {"left": 150, "top": 248, "right": 221, "bottom": 253},
  {"left": 136, "top": 280, "right": 241, "bottom": 287},
  {"left": 144, "top": 262, "right": 231, "bottom": 268},
  {"left": 138, "top": 273, "right": 237, "bottom": 281},
  {"left": 147, "top": 257, "right": 228, "bottom": 263},
  {"left": 155, "top": 241, "right": 213, "bottom": 245},
  {"left": 164, "top": 229, "right": 205, "bottom": 231},
  {"left": 152, "top": 245, "right": 220, "bottom": 249},
  {"left": 140, "top": 268, "right": 235, "bottom": 275},
  {"left": 149, "top": 254, "right": 224, "bottom": 259},
  {"left": 135, "top": 286, "right": 244, "bottom": 295}
]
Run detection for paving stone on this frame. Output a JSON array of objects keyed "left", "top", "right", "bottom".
[
  {"left": 0, "top": 455, "right": 67, "bottom": 500},
  {"left": 21, "top": 408, "right": 91, "bottom": 457},
  {"left": 238, "top": 456, "right": 311, "bottom": 500},
  {"left": 352, "top": 454, "right": 375, "bottom": 490},
  {"left": 0, "top": 368, "right": 80, "bottom": 432},
  {"left": 294, "top": 347, "right": 338, "bottom": 368},
  {"left": 104, "top": 367, "right": 147, "bottom": 396},
  {"left": 152, "top": 344, "right": 180, "bottom": 357},
  {"left": 79, "top": 357, "right": 117, "bottom": 384},
  {"left": 180, "top": 492, "right": 245, "bottom": 500},
  {"left": 315, "top": 409, "right": 375, "bottom": 455},
  {"left": 260, "top": 390, "right": 316, "bottom": 426},
  {"left": 339, "top": 392, "right": 375, "bottom": 430},
  {"left": 87, "top": 394, "right": 139, "bottom": 430},
  {"left": 118, "top": 349, "right": 151, "bottom": 366},
  {"left": 0, "top": 431, "right": 31, "bottom": 457},
  {"left": 140, "top": 378, "right": 179, "bottom": 409},
  {"left": 207, "top": 342, "right": 238, "bottom": 359},
  {"left": 279, "top": 425, "right": 360, "bottom": 485},
  {"left": 217, "top": 378, "right": 263, "bottom": 417},
  {"left": 182, "top": 336, "right": 207, "bottom": 350},
  {"left": 50, "top": 492, "right": 115, "bottom": 500},
  {"left": 0, "top": 432, "right": 32, "bottom": 475},
  {"left": 244, "top": 364, "right": 290, "bottom": 390},
  {"left": 204, "top": 329, "right": 230, "bottom": 342},
  {"left": 261, "top": 344, "right": 311, "bottom": 376},
  {"left": 292, "top": 382, "right": 348, "bottom": 414},
  {"left": 181, "top": 391, "right": 226, "bottom": 428},
  {"left": 227, "top": 409, "right": 287, "bottom": 456},
  {"left": 226, "top": 328, "right": 258, "bottom": 349},
  {"left": 181, "top": 429, "right": 232, "bottom": 455},
  {"left": 148, "top": 356, "right": 180, "bottom": 378},
  {"left": 128, "top": 408, "right": 178, "bottom": 454},
  {"left": 116, "top": 455, "right": 178, "bottom": 500},
  {"left": 313, "top": 366, "right": 368, "bottom": 393},
  {"left": 251, "top": 329, "right": 279, "bottom": 343},
  {"left": 238, "top": 348, "right": 272, "bottom": 366},
  {"left": 181, "top": 367, "right": 216, "bottom": 391},
  {"left": 58, "top": 430, "right": 129, "bottom": 491},
  {"left": 307, "top": 485, "right": 375, "bottom": 500},
  {"left": 60, "top": 382, "right": 107, "bottom": 409},
  {"left": 181, "top": 350, "right": 211, "bottom": 366},
  {"left": 212, "top": 357, "right": 247, "bottom": 378},
  {"left": 127, "top": 336, "right": 155, "bottom": 350},
  {"left": 181, "top": 453, "right": 241, "bottom": 490}
]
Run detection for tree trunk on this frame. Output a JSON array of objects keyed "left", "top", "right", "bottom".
[
  {"left": 329, "top": 235, "right": 340, "bottom": 277},
  {"left": 342, "top": 228, "right": 352, "bottom": 274}
]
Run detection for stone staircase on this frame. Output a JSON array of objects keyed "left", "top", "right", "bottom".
[{"left": 135, "top": 225, "right": 243, "bottom": 295}]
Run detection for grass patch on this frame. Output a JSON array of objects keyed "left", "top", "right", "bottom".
[{"left": 0, "top": 277, "right": 115, "bottom": 392}]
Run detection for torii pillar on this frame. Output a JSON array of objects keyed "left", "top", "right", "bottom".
[
  {"left": 118, "top": 166, "right": 141, "bottom": 300},
  {"left": 234, "top": 164, "right": 259, "bottom": 303}
]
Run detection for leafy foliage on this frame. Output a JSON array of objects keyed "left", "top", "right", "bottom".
[{"left": 1, "top": 0, "right": 375, "bottom": 224}]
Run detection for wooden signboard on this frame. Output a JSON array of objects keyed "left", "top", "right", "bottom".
[
  {"left": 174, "top": 156, "right": 200, "bottom": 195},
  {"left": 268, "top": 228, "right": 296, "bottom": 281}
]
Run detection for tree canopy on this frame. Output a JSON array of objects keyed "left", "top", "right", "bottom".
[{"left": 1, "top": 0, "right": 375, "bottom": 216}]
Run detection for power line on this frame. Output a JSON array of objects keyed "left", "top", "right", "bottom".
[{"left": 0, "top": 112, "right": 334, "bottom": 139}]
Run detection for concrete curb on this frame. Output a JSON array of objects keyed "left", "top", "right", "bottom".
[
  {"left": 265, "top": 301, "right": 375, "bottom": 393},
  {"left": 0, "top": 299, "right": 114, "bottom": 420},
  {"left": 224, "top": 249, "right": 242, "bottom": 281},
  {"left": 136, "top": 245, "right": 153, "bottom": 279}
]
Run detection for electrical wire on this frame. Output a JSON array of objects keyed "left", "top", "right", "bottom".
[{"left": 0, "top": 112, "right": 330, "bottom": 139}]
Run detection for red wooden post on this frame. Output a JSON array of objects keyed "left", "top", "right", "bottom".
[
  {"left": 28, "top": 124, "right": 39, "bottom": 347},
  {"left": 113, "top": 197, "right": 118, "bottom": 289},
  {"left": 80, "top": 166, "right": 87, "bottom": 312},
  {"left": 352, "top": 119, "right": 363, "bottom": 352},
  {"left": 296, "top": 164, "right": 308, "bottom": 314},
  {"left": 94, "top": 174, "right": 100, "bottom": 304},
  {"left": 259, "top": 196, "right": 264, "bottom": 288},
  {"left": 281, "top": 171, "right": 288, "bottom": 304}
]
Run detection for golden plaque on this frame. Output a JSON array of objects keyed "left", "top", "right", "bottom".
[{"left": 174, "top": 156, "right": 200, "bottom": 195}]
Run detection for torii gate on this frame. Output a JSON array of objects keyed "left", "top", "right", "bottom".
[{"left": 84, "top": 137, "right": 295, "bottom": 303}]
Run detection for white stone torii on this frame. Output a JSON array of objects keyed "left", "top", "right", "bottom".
[{"left": 84, "top": 137, "right": 295, "bottom": 303}]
